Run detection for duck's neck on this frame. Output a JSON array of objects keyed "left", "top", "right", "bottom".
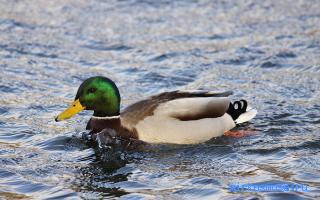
[
  {"left": 93, "top": 110, "right": 119, "bottom": 117},
  {"left": 87, "top": 116, "right": 121, "bottom": 133}
]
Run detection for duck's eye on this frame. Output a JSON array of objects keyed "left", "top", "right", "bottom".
[{"left": 88, "top": 88, "right": 97, "bottom": 93}]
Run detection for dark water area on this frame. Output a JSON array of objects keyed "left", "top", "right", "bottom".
[{"left": 0, "top": 0, "right": 319, "bottom": 199}]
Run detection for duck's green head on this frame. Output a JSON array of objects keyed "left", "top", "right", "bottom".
[{"left": 55, "top": 76, "right": 120, "bottom": 121}]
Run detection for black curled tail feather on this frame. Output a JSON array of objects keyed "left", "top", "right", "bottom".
[{"left": 227, "top": 100, "right": 248, "bottom": 121}]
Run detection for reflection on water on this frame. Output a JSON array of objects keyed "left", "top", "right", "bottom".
[{"left": 0, "top": 0, "right": 320, "bottom": 199}]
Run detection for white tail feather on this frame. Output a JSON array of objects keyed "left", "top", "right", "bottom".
[{"left": 235, "top": 108, "right": 257, "bottom": 124}]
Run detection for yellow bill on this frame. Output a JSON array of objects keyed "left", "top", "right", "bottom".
[{"left": 55, "top": 99, "right": 85, "bottom": 121}]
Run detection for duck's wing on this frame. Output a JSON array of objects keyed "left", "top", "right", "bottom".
[{"left": 120, "top": 90, "right": 233, "bottom": 130}]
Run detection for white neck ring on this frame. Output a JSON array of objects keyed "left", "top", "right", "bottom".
[{"left": 91, "top": 115, "right": 120, "bottom": 120}]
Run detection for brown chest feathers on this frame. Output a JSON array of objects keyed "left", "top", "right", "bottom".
[{"left": 86, "top": 117, "right": 138, "bottom": 139}]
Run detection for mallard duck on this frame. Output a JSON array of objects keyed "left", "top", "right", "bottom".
[{"left": 55, "top": 76, "right": 257, "bottom": 144}]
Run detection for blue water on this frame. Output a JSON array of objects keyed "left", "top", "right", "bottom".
[{"left": 0, "top": 0, "right": 319, "bottom": 199}]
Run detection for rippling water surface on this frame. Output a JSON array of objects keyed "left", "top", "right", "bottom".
[{"left": 0, "top": 0, "right": 319, "bottom": 199}]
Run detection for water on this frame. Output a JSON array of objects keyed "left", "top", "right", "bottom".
[{"left": 0, "top": 0, "right": 319, "bottom": 199}]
